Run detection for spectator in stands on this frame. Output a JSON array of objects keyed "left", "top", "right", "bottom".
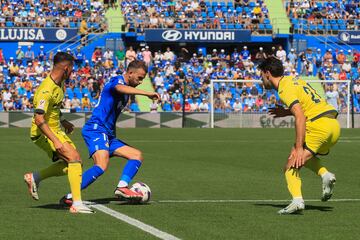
[
  {"left": 142, "top": 46, "right": 152, "bottom": 67},
  {"left": 276, "top": 46, "right": 287, "bottom": 62},
  {"left": 172, "top": 99, "right": 182, "bottom": 112},
  {"left": 91, "top": 47, "right": 102, "bottom": 64},
  {"left": 15, "top": 47, "right": 24, "bottom": 65},
  {"left": 164, "top": 47, "right": 175, "bottom": 62},
  {"left": 115, "top": 46, "right": 126, "bottom": 68},
  {"left": 71, "top": 95, "right": 81, "bottom": 111},
  {"left": 79, "top": 19, "right": 88, "bottom": 46},
  {"left": 255, "top": 47, "right": 267, "bottom": 63},
  {"left": 198, "top": 98, "right": 209, "bottom": 112},
  {"left": 125, "top": 46, "right": 136, "bottom": 67},
  {"left": 24, "top": 46, "right": 34, "bottom": 64},
  {"left": 82, "top": 94, "right": 91, "bottom": 111},
  {"left": 233, "top": 98, "right": 242, "bottom": 112},
  {"left": 63, "top": 96, "right": 71, "bottom": 110},
  {"left": 150, "top": 99, "right": 159, "bottom": 113},
  {"left": 325, "top": 84, "right": 340, "bottom": 111}
]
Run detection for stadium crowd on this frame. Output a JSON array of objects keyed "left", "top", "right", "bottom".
[
  {"left": 0, "top": 45, "right": 359, "bottom": 113},
  {"left": 287, "top": 0, "right": 360, "bottom": 34},
  {"left": 0, "top": 0, "right": 106, "bottom": 30},
  {"left": 143, "top": 46, "right": 360, "bottom": 113},
  {"left": 121, "top": 0, "right": 272, "bottom": 34}
]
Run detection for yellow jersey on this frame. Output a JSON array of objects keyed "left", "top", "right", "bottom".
[
  {"left": 278, "top": 76, "right": 338, "bottom": 121},
  {"left": 30, "top": 75, "right": 64, "bottom": 137}
]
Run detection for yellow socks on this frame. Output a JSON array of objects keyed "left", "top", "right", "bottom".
[
  {"left": 37, "top": 161, "right": 68, "bottom": 181},
  {"left": 304, "top": 157, "right": 328, "bottom": 176},
  {"left": 67, "top": 162, "right": 82, "bottom": 202},
  {"left": 285, "top": 168, "right": 302, "bottom": 198}
]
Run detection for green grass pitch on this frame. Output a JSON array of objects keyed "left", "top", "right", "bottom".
[{"left": 0, "top": 128, "right": 359, "bottom": 240}]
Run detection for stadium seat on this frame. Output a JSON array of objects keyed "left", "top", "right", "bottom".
[
  {"left": 235, "top": 24, "right": 243, "bottom": 29},
  {"left": 5, "top": 22, "right": 13, "bottom": 27},
  {"left": 227, "top": 24, "right": 235, "bottom": 29},
  {"left": 339, "top": 25, "right": 347, "bottom": 30}
]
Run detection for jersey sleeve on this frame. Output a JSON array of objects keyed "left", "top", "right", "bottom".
[
  {"left": 279, "top": 81, "right": 299, "bottom": 109},
  {"left": 34, "top": 90, "right": 52, "bottom": 114}
]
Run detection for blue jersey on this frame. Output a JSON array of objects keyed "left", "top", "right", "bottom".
[{"left": 88, "top": 75, "right": 129, "bottom": 135}]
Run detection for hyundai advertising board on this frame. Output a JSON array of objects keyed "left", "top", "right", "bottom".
[{"left": 144, "top": 29, "right": 251, "bottom": 43}]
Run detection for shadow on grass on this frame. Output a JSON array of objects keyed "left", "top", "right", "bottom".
[
  {"left": 87, "top": 197, "right": 151, "bottom": 206},
  {"left": 254, "top": 203, "right": 333, "bottom": 212},
  {"left": 31, "top": 197, "right": 150, "bottom": 210},
  {"left": 31, "top": 204, "right": 66, "bottom": 211}
]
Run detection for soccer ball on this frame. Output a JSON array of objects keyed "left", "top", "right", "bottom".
[{"left": 130, "top": 182, "right": 151, "bottom": 203}]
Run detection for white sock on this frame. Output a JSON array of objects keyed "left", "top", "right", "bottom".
[
  {"left": 321, "top": 172, "right": 331, "bottom": 179},
  {"left": 66, "top": 193, "right": 72, "bottom": 199},
  {"left": 293, "top": 197, "right": 304, "bottom": 203},
  {"left": 117, "top": 180, "right": 128, "bottom": 188},
  {"left": 72, "top": 201, "right": 82, "bottom": 207}
]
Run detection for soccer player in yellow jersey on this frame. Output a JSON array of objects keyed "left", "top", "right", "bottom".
[
  {"left": 258, "top": 57, "right": 340, "bottom": 214},
  {"left": 24, "top": 52, "right": 93, "bottom": 214}
]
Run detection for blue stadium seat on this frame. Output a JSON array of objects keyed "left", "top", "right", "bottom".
[
  {"left": 221, "top": 24, "right": 227, "bottom": 29},
  {"left": 249, "top": 2, "right": 256, "bottom": 8},
  {"left": 227, "top": 24, "right": 235, "bottom": 29},
  {"left": 265, "top": 24, "right": 273, "bottom": 30},
  {"left": 208, "top": 12, "right": 215, "bottom": 18},
  {"left": 227, "top": 2, "right": 233, "bottom": 7},
  {"left": 70, "top": 22, "right": 76, "bottom": 28},
  {"left": 291, "top": 18, "right": 298, "bottom": 24},
  {"left": 330, "top": 19, "right": 337, "bottom": 25},
  {"left": 235, "top": 24, "right": 243, "bottom": 29},
  {"left": 337, "top": 19, "right": 345, "bottom": 25},
  {"left": 201, "top": 12, "right": 207, "bottom": 18},
  {"left": 5, "top": 22, "right": 13, "bottom": 27},
  {"left": 339, "top": 25, "right": 347, "bottom": 30},
  {"left": 331, "top": 25, "right": 339, "bottom": 31},
  {"left": 264, "top": 19, "right": 270, "bottom": 24},
  {"left": 236, "top": 7, "right": 242, "bottom": 13}
]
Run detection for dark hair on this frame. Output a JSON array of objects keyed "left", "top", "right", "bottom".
[
  {"left": 53, "top": 52, "right": 74, "bottom": 66},
  {"left": 258, "top": 57, "right": 284, "bottom": 77},
  {"left": 127, "top": 60, "right": 148, "bottom": 74}
]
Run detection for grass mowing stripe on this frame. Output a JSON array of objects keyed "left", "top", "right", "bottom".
[{"left": 87, "top": 202, "right": 181, "bottom": 240}]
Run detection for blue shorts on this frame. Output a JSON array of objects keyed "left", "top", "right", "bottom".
[{"left": 82, "top": 122, "right": 127, "bottom": 157}]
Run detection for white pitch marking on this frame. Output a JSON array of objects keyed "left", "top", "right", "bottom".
[
  {"left": 86, "top": 201, "right": 181, "bottom": 240},
  {"left": 155, "top": 199, "right": 360, "bottom": 203}
]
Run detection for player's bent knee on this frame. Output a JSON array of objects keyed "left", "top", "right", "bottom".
[{"left": 131, "top": 150, "right": 143, "bottom": 161}]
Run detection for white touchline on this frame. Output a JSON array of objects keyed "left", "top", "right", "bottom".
[
  {"left": 86, "top": 201, "right": 181, "bottom": 240},
  {"left": 155, "top": 199, "right": 360, "bottom": 203}
]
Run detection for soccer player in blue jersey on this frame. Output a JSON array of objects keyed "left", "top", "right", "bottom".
[{"left": 61, "top": 60, "right": 159, "bottom": 204}]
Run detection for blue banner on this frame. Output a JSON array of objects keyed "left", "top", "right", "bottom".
[
  {"left": 145, "top": 29, "right": 251, "bottom": 43},
  {"left": 0, "top": 28, "right": 78, "bottom": 42},
  {"left": 338, "top": 31, "right": 360, "bottom": 44}
]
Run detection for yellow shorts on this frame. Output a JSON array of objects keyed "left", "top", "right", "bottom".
[
  {"left": 31, "top": 130, "right": 76, "bottom": 161},
  {"left": 305, "top": 117, "right": 341, "bottom": 156}
]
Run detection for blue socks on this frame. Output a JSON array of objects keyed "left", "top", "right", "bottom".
[
  {"left": 118, "top": 159, "right": 142, "bottom": 187},
  {"left": 81, "top": 165, "right": 105, "bottom": 189}
]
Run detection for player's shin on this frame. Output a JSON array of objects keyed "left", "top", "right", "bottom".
[
  {"left": 285, "top": 168, "right": 303, "bottom": 199},
  {"left": 81, "top": 165, "right": 105, "bottom": 189},
  {"left": 67, "top": 161, "right": 82, "bottom": 204},
  {"left": 34, "top": 160, "right": 68, "bottom": 184},
  {"left": 117, "top": 159, "right": 142, "bottom": 187}
]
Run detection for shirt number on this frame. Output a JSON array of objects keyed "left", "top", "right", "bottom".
[{"left": 303, "top": 83, "right": 321, "bottom": 103}]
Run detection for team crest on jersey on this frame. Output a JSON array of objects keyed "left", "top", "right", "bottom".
[
  {"left": 105, "top": 142, "right": 109, "bottom": 148},
  {"left": 38, "top": 99, "right": 46, "bottom": 109}
]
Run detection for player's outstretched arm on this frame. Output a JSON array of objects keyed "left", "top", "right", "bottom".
[
  {"left": 115, "top": 85, "right": 160, "bottom": 100},
  {"left": 268, "top": 104, "right": 292, "bottom": 118}
]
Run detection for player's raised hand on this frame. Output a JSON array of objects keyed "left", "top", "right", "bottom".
[
  {"left": 268, "top": 104, "right": 291, "bottom": 118},
  {"left": 147, "top": 92, "right": 160, "bottom": 100}
]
